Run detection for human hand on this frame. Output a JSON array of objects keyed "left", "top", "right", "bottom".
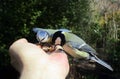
[{"left": 9, "top": 38, "right": 69, "bottom": 79}]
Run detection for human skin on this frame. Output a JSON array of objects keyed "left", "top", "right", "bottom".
[{"left": 9, "top": 38, "right": 69, "bottom": 79}]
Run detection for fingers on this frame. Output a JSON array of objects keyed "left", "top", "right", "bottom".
[
  {"left": 9, "top": 38, "right": 47, "bottom": 61},
  {"left": 9, "top": 38, "right": 68, "bottom": 64},
  {"left": 9, "top": 38, "right": 28, "bottom": 52},
  {"left": 9, "top": 38, "right": 42, "bottom": 54},
  {"left": 9, "top": 38, "right": 47, "bottom": 71},
  {"left": 9, "top": 38, "right": 28, "bottom": 72},
  {"left": 16, "top": 38, "right": 28, "bottom": 43}
]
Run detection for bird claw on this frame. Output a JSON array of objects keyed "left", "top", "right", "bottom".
[
  {"left": 37, "top": 43, "right": 64, "bottom": 53},
  {"left": 55, "top": 45, "right": 63, "bottom": 50},
  {"left": 36, "top": 43, "right": 55, "bottom": 52},
  {"left": 54, "top": 44, "right": 65, "bottom": 53}
]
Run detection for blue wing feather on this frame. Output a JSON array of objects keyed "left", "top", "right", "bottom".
[
  {"left": 59, "top": 29, "right": 72, "bottom": 32},
  {"left": 33, "top": 28, "right": 44, "bottom": 33}
]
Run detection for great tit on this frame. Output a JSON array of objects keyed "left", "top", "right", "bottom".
[{"left": 52, "top": 31, "right": 113, "bottom": 71}]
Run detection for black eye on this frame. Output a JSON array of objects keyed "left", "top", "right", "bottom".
[{"left": 52, "top": 31, "right": 66, "bottom": 46}]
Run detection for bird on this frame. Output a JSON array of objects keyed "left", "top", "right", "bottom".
[
  {"left": 33, "top": 27, "right": 71, "bottom": 52},
  {"left": 33, "top": 27, "right": 113, "bottom": 71},
  {"left": 33, "top": 27, "right": 71, "bottom": 43}
]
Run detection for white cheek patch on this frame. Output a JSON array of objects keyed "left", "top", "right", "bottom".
[{"left": 41, "top": 35, "right": 49, "bottom": 42}]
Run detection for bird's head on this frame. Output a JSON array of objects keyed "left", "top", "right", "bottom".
[
  {"left": 36, "top": 30, "right": 50, "bottom": 43},
  {"left": 52, "top": 31, "right": 66, "bottom": 46}
]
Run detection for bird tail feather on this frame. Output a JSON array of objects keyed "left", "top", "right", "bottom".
[{"left": 91, "top": 57, "right": 113, "bottom": 71}]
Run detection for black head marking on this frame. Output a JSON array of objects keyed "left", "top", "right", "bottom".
[{"left": 52, "top": 31, "right": 66, "bottom": 46}]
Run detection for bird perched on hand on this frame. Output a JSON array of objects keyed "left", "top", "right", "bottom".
[
  {"left": 33, "top": 28, "right": 71, "bottom": 52},
  {"left": 33, "top": 27, "right": 113, "bottom": 71}
]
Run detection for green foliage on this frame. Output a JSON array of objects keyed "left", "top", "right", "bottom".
[
  {"left": 0, "top": 44, "right": 10, "bottom": 67},
  {"left": 86, "top": 75, "right": 98, "bottom": 79},
  {"left": 89, "top": 0, "right": 120, "bottom": 76},
  {"left": 0, "top": 0, "right": 91, "bottom": 68},
  {"left": 107, "top": 39, "right": 120, "bottom": 72}
]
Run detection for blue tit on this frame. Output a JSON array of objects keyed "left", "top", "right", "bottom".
[
  {"left": 33, "top": 28, "right": 52, "bottom": 43},
  {"left": 33, "top": 27, "right": 71, "bottom": 43},
  {"left": 52, "top": 31, "right": 113, "bottom": 71}
]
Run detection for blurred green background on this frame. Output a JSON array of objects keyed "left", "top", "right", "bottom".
[{"left": 0, "top": 0, "right": 120, "bottom": 79}]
